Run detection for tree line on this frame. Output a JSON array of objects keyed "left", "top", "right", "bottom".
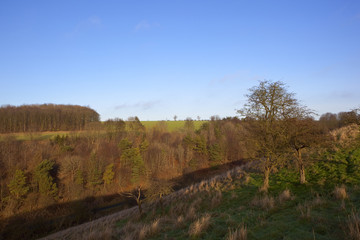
[
  {"left": 0, "top": 104, "right": 100, "bottom": 133},
  {"left": 319, "top": 110, "right": 360, "bottom": 130}
]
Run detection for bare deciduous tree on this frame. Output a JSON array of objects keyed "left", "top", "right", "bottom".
[
  {"left": 121, "top": 185, "right": 143, "bottom": 215},
  {"left": 238, "top": 80, "right": 306, "bottom": 191}
]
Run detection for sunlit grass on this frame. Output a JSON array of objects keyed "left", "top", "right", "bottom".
[
  {"left": 112, "top": 171, "right": 352, "bottom": 240},
  {"left": 141, "top": 120, "right": 207, "bottom": 132},
  {"left": 0, "top": 121, "right": 208, "bottom": 141}
]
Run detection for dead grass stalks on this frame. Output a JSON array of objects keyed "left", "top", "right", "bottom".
[
  {"left": 334, "top": 185, "right": 348, "bottom": 200},
  {"left": 278, "top": 189, "right": 293, "bottom": 203},
  {"left": 297, "top": 202, "right": 311, "bottom": 220},
  {"left": 250, "top": 195, "right": 275, "bottom": 210},
  {"left": 188, "top": 213, "right": 211, "bottom": 237},
  {"left": 311, "top": 193, "right": 324, "bottom": 206},
  {"left": 211, "top": 190, "right": 223, "bottom": 208},
  {"left": 227, "top": 225, "right": 247, "bottom": 240},
  {"left": 348, "top": 209, "right": 360, "bottom": 240},
  {"left": 175, "top": 215, "right": 185, "bottom": 228}
]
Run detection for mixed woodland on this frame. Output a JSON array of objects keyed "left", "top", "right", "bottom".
[{"left": 1, "top": 82, "right": 360, "bottom": 239}]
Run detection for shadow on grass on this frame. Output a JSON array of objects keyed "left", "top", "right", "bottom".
[{"left": 0, "top": 160, "right": 246, "bottom": 240}]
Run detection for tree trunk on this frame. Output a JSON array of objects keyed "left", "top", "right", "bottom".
[
  {"left": 299, "top": 164, "right": 306, "bottom": 184},
  {"left": 297, "top": 149, "right": 306, "bottom": 184},
  {"left": 262, "top": 166, "right": 270, "bottom": 191},
  {"left": 137, "top": 199, "right": 142, "bottom": 215}
]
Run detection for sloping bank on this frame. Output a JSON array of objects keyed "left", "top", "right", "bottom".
[{"left": 39, "top": 164, "right": 249, "bottom": 240}]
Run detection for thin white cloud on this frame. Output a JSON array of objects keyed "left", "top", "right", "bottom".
[
  {"left": 66, "top": 16, "right": 102, "bottom": 38},
  {"left": 87, "top": 16, "right": 102, "bottom": 27},
  {"left": 134, "top": 20, "right": 159, "bottom": 32},
  {"left": 328, "top": 91, "right": 359, "bottom": 100},
  {"left": 135, "top": 20, "right": 151, "bottom": 31},
  {"left": 115, "top": 100, "right": 161, "bottom": 111}
]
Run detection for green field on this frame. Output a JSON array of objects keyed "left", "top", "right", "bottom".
[
  {"left": 141, "top": 120, "right": 208, "bottom": 132},
  {"left": 0, "top": 121, "right": 208, "bottom": 141}
]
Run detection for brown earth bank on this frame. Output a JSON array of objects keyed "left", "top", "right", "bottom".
[{"left": 0, "top": 160, "right": 245, "bottom": 240}]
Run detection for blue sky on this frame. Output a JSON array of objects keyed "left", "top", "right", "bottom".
[{"left": 1, "top": 0, "right": 359, "bottom": 120}]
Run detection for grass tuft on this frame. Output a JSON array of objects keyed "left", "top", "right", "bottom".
[
  {"left": 334, "top": 185, "right": 348, "bottom": 200},
  {"left": 227, "top": 225, "right": 247, "bottom": 240},
  {"left": 348, "top": 209, "right": 360, "bottom": 240},
  {"left": 278, "top": 189, "right": 292, "bottom": 203},
  {"left": 250, "top": 194, "right": 275, "bottom": 210},
  {"left": 297, "top": 202, "right": 311, "bottom": 220},
  {"left": 211, "top": 190, "right": 223, "bottom": 208},
  {"left": 188, "top": 213, "right": 212, "bottom": 237}
]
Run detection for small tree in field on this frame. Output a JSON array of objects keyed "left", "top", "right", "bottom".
[
  {"left": 238, "top": 80, "right": 307, "bottom": 191},
  {"left": 121, "top": 185, "right": 144, "bottom": 215}
]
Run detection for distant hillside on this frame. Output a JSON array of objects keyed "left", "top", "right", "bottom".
[{"left": 0, "top": 104, "right": 99, "bottom": 133}]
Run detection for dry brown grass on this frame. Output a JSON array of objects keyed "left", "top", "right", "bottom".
[
  {"left": 169, "top": 201, "right": 185, "bottom": 216},
  {"left": 175, "top": 215, "right": 185, "bottom": 228},
  {"left": 278, "top": 189, "right": 292, "bottom": 203},
  {"left": 297, "top": 202, "right": 311, "bottom": 220},
  {"left": 211, "top": 190, "right": 223, "bottom": 208},
  {"left": 250, "top": 195, "right": 275, "bottom": 210},
  {"left": 188, "top": 213, "right": 212, "bottom": 237},
  {"left": 149, "top": 218, "right": 160, "bottom": 235},
  {"left": 243, "top": 174, "right": 251, "bottom": 185},
  {"left": 334, "top": 185, "right": 348, "bottom": 200},
  {"left": 186, "top": 205, "right": 197, "bottom": 221},
  {"left": 226, "top": 171, "right": 233, "bottom": 182},
  {"left": 121, "top": 218, "right": 162, "bottom": 240},
  {"left": 330, "top": 124, "right": 359, "bottom": 146},
  {"left": 348, "top": 209, "right": 360, "bottom": 240},
  {"left": 86, "top": 223, "right": 113, "bottom": 240},
  {"left": 227, "top": 225, "right": 247, "bottom": 240},
  {"left": 311, "top": 193, "right": 324, "bottom": 206},
  {"left": 138, "top": 224, "right": 150, "bottom": 240}
]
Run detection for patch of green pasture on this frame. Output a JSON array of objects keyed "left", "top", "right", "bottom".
[
  {"left": 141, "top": 120, "right": 207, "bottom": 132},
  {"left": 0, "top": 131, "right": 71, "bottom": 141},
  {"left": 116, "top": 171, "right": 359, "bottom": 240}
]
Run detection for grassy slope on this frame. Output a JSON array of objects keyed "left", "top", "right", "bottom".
[
  {"left": 126, "top": 173, "right": 353, "bottom": 240},
  {"left": 43, "top": 165, "right": 360, "bottom": 240}
]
